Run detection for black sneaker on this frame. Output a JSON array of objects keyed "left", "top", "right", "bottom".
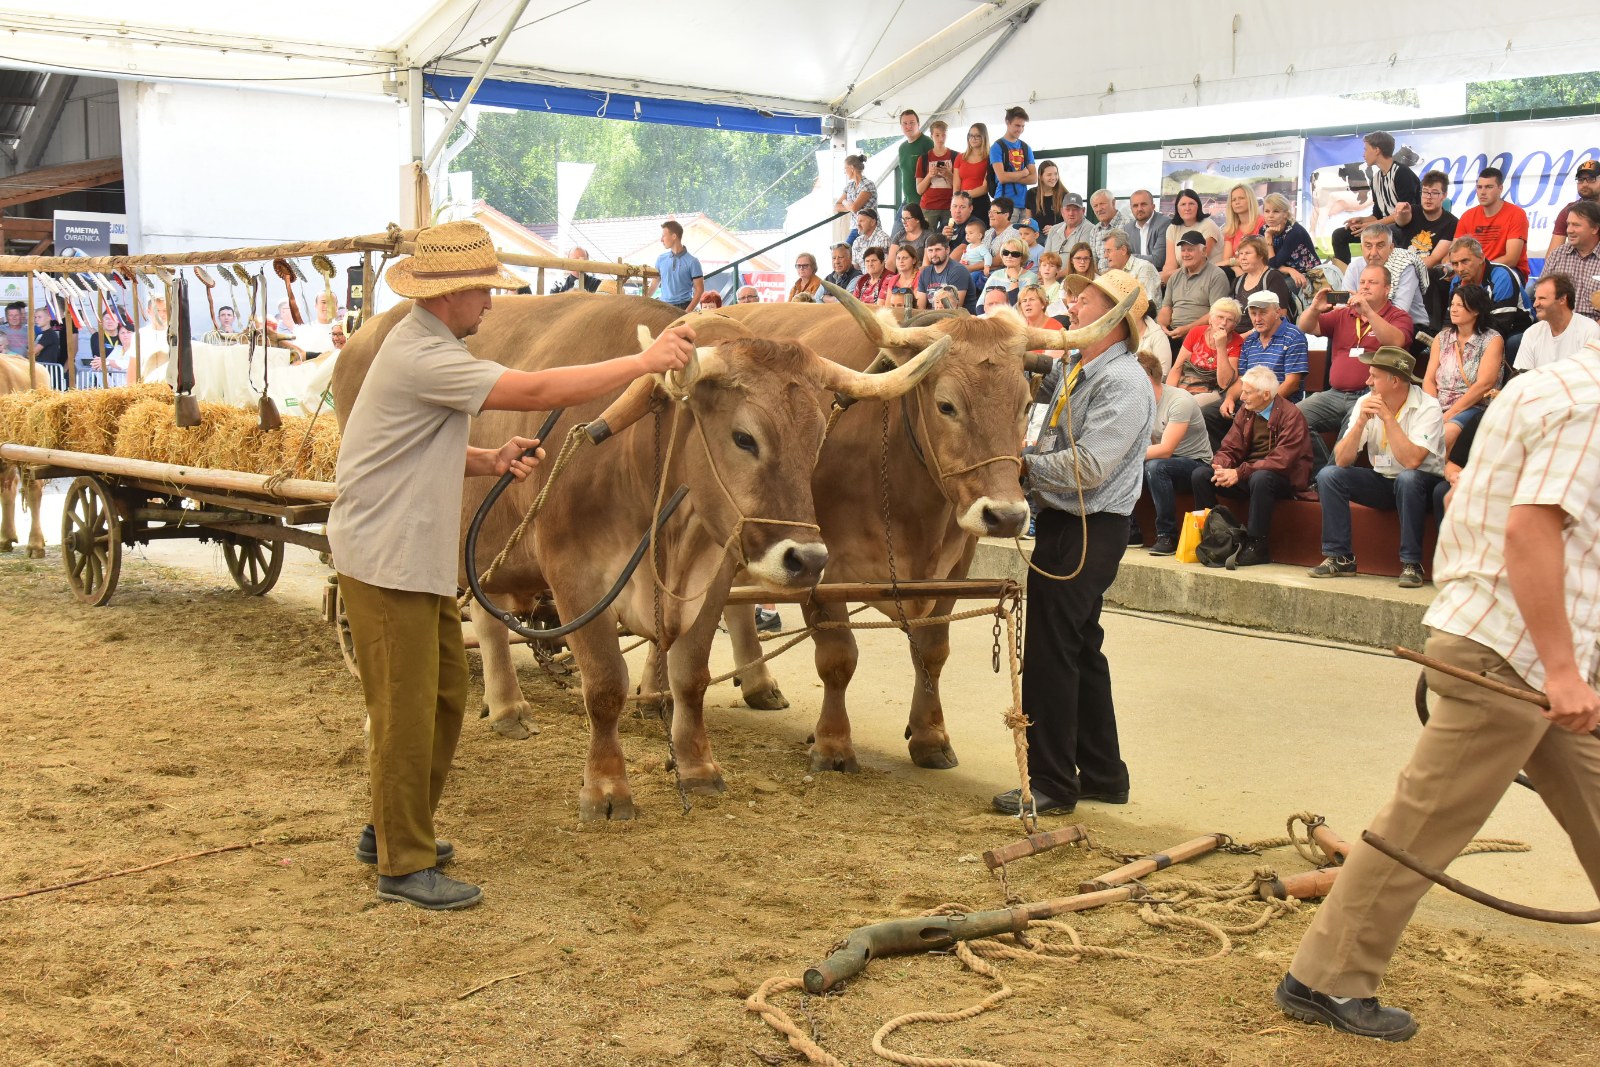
[
  {"left": 377, "top": 867, "right": 483, "bottom": 911},
  {"left": 1127, "top": 518, "right": 1144, "bottom": 546},
  {"left": 755, "top": 608, "right": 783, "bottom": 634},
  {"left": 991, "top": 787, "right": 1075, "bottom": 815},
  {"left": 355, "top": 824, "right": 454, "bottom": 867},
  {"left": 1397, "top": 563, "right": 1426, "bottom": 589},
  {"left": 1309, "top": 555, "right": 1357, "bottom": 578},
  {"left": 1274, "top": 973, "right": 1418, "bottom": 1041},
  {"left": 1148, "top": 535, "right": 1178, "bottom": 556}
]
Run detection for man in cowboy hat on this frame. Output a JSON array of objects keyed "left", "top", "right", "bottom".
[
  {"left": 992, "top": 270, "right": 1156, "bottom": 818},
  {"left": 330, "top": 220, "right": 694, "bottom": 911}
]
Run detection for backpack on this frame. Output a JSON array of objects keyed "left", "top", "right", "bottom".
[
  {"left": 1194, "top": 505, "right": 1247, "bottom": 569},
  {"left": 986, "top": 138, "right": 1031, "bottom": 196}
]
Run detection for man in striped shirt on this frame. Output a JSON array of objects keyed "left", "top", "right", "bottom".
[{"left": 1276, "top": 343, "right": 1600, "bottom": 1041}]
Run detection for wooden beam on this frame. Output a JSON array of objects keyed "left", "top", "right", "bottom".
[
  {"left": 0, "top": 155, "right": 121, "bottom": 210},
  {"left": 724, "top": 579, "right": 1018, "bottom": 605},
  {"left": 1, "top": 216, "right": 52, "bottom": 239},
  {"left": 0, "top": 444, "right": 336, "bottom": 503}
]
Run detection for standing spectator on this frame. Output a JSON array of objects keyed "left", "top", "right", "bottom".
[
  {"left": 1424, "top": 284, "right": 1504, "bottom": 450},
  {"left": 1515, "top": 272, "right": 1599, "bottom": 372},
  {"left": 916, "top": 233, "right": 972, "bottom": 310},
  {"left": 1158, "top": 231, "right": 1231, "bottom": 344},
  {"left": 1141, "top": 351, "right": 1214, "bottom": 556},
  {"left": 644, "top": 220, "right": 704, "bottom": 310},
  {"left": 1219, "top": 183, "right": 1265, "bottom": 274},
  {"left": 1123, "top": 188, "right": 1170, "bottom": 272},
  {"left": 955, "top": 124, "right": 993, "bottom": 220},
  {"left": 850, "top": 209, "right": 886, "bottom": 272},
  {"left": 1162, "top": 190, "right": 1221, "bottom": 283},
  {"left": 989, "top": 106, "right": 1035, "bottom": 208},
  {"left": 1261, "top": 193, "right": 1320, "bottom": 292},
  {"left": 1066, "top": 242, "right": 1097, "bottom": 281},
  {"left": 32, "top": 307, "right": 64, "bottom": 368},
  {"left": 1329, "top": 132, "right": 1423, "bottom": 262},
  {"left": 1167, "top": 297, "right": 1243, "bottom": 407},
  {"left": 913, "top": 120, "right": 958, "bottom": 232},
  {"left": 1017, "top": 219, "right": 1044, "bottom": 269},
  {"left": 833, "top": 154, "right": 878, "bottom": 220},
  {"left": 940, "top": 191, "right": 976, "bottom": 251},
  {"left": 1191, "top": 365, "right": 1313, "bottom": 567},
  {"left": 1343, "top": 224, "right": 1429, "bottom": 328},
  {"left": 1541, "top": 200, "right": 1600, "bottom": 324},
  {"left": 1026, "top": 160, "right": 1067, "bottom": 236},
  {"left": 890, "top": 110, "right": 932, "bottom": 245},
  {"left": 983, "top": 197, "right": 1022, "bottom": 261},
  {"left": 1103, "top": 231, "right": 1161, "bottom": 304},
  {"left": 992, "top": 270, "right": 1155, "bottom": 816},
  {"left": 1411, "top": 170, "right": 1459, "bottom": 271},
  {"left": 788, "top": 252, "right": 822, "bottom": 301},
  {"left": 1045, "top": 192, "right": 1097, "bottom": 257},
  {"left": 850, "top": 247, "right": 894, "bottom": 305},
  {"left": 1088, "top": 189, "right": 1133, "bottom": 270},
  {"left": 820, "top": 243, "right": 861, "bottom": 298},
  {"left": 1036, "top": 251, "right": 1065, "bottom": 307},
  {"left": 1, "top": 302, "right": 28, "bottom": 355},
  {"left": 1455, "top": 167, "right": 1531, "bottom": 279},
  {"left": 1543, "top": 158, "right": 1600, "bottom": 266},
  {"left": 1297, "top": 265, "right": 1415, "bottom": 468},
  {"left": 550, "top": 246, "right": 601, "bottom": 294},
  {"left": 1277, "top": 344, "right": 1600, "bottom": 1042},
  {"left": 883, "top": 247, "right": 922, "bottom": 308},
  {"left": 1310, "top": 347, "right": 1445, "bottom": 587},
  {"left": 1231, "top": 236, "right": 1296, "bottom": 322},
  {"left": 891, "top": 205, "right": 931, "bottom": 266}
]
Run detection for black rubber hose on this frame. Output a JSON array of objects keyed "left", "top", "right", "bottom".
[{"left": 463, "top": 407, "right": 690, "bottom": 641}]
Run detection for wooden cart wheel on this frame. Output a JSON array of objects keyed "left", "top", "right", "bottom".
[
  {"left": 61, "top": 475, "right": 122, "bottom": 607},
  {"left": 334, "top": 581, "right": 360, "bottom": 680},
  {"left": 221, "top": 525, "right": 284, "bottom": 596}
]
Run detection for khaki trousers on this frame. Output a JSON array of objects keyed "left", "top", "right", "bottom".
[
  {"left": 339, "top": 573, "right": 469, "bottom": 877},
  {"left": 1291, "top": 632, "right": 1600, "bottom": 998}
]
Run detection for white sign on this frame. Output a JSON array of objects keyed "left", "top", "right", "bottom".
[{"left": 52, "top": 210, "right": 128, "bottom": 242}]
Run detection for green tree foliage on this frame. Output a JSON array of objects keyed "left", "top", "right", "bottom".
[
  {"left": 452, "top": 110, "right": 826, "bottom": 229},
  {"left": 1468, "top": 72, "right": 1600, "bottom": 113}
]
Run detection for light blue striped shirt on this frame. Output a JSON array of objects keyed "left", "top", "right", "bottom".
[{"left": 1024, "top": 341, "right": 1156, "bottom": 517}]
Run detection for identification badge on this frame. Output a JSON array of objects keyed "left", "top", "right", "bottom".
[
  {"left": 1349, "top": 347, "right": 1365, "bottom": 359},
  {"left": 1025, "top": 402, "right": 1050, "bottom": 449}
]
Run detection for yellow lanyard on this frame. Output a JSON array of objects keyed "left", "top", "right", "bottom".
[
  {"left": 1047, "top": 360, "right": 1085, "bottom": 429},
  {"left": 1354, "top": 317, "right": 1372, "bottom": 345}
]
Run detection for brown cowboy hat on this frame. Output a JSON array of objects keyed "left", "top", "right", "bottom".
[
  {"left": 1063, "top": 269, "right": 1149, "bottom": 346},
  {"left": 386, "top": 220, "right": 525, "bottom": 299}
]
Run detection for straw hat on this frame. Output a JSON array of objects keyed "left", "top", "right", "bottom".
[
  {"left": 1064, "top": 268, "right": 1149, "bottom": 346},
  {"left": 386, "top": 220, "right": 525, "bottom": 299}
]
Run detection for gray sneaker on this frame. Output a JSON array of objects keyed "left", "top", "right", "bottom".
[
  {"left": 377, "top": 867, "right": 483, "bottom": 910},
  {"left": 1309, "top": 555, "right": 1357, "bottom": 578},
  {"left": 1397, "top": 563, "right": 1426, "bottom": 589}
]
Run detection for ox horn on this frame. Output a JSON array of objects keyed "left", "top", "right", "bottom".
[
  {"left": 1021, "top": 286, "right": 1143, "bottom": 354},
  {"left": 820, "top": 280, "right": 942, "bottom": 351},
  {"left": 813, "top": 334, "right": 953, "bottom": 401},
  {"left": 636, "top": 325, "right": 726, "bottom": 396}
]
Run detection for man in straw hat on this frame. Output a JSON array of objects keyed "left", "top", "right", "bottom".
[
  {"left": 992, "top": 269, "right": 1156, "bottom": 818},
  {"left": 330, "top": 220, "right": 694, "bottom": 910}
]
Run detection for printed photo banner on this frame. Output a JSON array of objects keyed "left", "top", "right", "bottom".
[{"left": 1159, "top": 137, "right": 1301, "bottom": 227}]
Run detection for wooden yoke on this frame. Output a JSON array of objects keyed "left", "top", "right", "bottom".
[{"left": 1080, "top": 834, "right": 1229, "bottom": 893}]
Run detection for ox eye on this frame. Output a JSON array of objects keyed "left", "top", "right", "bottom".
[
  {"left": 937, "top": 400, "right": 958, "bottom": 417},
  {"left": 732, "top": 430, "right": 759, "bottom": 455}
]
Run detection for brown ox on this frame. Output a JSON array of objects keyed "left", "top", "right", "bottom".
[
  {"left": 716, "top": 288, "right": 1134, "bottom": 773},
  {"left": 0, "top": 354, "right": 50, "bottom": 558},
  {"left": 332, "top": 293, "right": 948, "bottom": 820}
]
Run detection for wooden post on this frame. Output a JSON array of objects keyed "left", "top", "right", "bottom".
[
  {"left": 360, "top": 253, "right": 372, "bottom": 327},
  {"left": 536, "top": 267, "right": 545, "bottom": 295},
  {"left": 61, "top": 284, "right": 74, "bottom": 392},
  {"left": 96, "top": 289, "right": 110, "bottom": 388},
  {"left": 25, "top": 272, "right": 36, "bottom": 388},
  {"left": 130, "top": 279, "right": 141, "bottom": 383}
]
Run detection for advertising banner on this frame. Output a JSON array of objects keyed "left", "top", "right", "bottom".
[
  {"left": 53, "top": 214, "right": 112, "bottom": 257},
  {"left": 1160, "top": 137, "right": 1301, "bottom": 227},
  {"left": 1301, "top": 117, "right": 1600, "bottom": 267}
]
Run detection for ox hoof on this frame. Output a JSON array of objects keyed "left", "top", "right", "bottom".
[
  {"left": 808, "top": 750, "right": 860, "bottom": 774},
  {"left": 27, "top": 546, "right": 45, "bottom": 559},
  {"left": 741, "top": 684, "right": 789, "bottom": 711},
  {"left": 579, "top": 791, "right": 636, "bottom": 822},
  {"left": 910, "top": 742, "right": 960, "bottom": 770},
  {"left": 489, "top": 715, "right": 540, "bottom": 740},
  {"left": 0, "top": 540, "right": 13, "bottom": 553},
  {"left": 681, "top": 774, "right": 727, "bottom": 796}
]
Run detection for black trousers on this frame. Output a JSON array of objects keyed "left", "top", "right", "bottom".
[
  {"left": 1189, "top": 466, "right": 1292, "bottom": 538},
  {"left": 1021, "top": 509, "right": 1130, "bottom": 802},
  {"left": 1329, "top": 225, "right": 1360, "bottom": 264}
]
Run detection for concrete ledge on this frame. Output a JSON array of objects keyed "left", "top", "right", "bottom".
[{"left": 971, "top": 538, "right": 1433, "bottom": 650}]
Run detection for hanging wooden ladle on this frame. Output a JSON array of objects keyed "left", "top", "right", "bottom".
[
  {"left": 193, "top": 266, "right": 219, "bottom": 333},
  {"left": 272, "top": 258, "right": 302, "bottom": 325},
  {"left": 311, "top": 254, "right": 338, "bottom": 324}
]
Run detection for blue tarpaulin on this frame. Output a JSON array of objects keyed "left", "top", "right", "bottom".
[{"left": 425, "top": 75, "right": 823, "bottom": 137}]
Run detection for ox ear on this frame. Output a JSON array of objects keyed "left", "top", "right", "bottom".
[
  {"left": 813, "top": 335, "right": 953, "bottom": 401},
  {"left": 822, "top": 280, "right": 943, "bottom": 352}
]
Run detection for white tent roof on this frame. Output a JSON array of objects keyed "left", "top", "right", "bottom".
[{"left": 0, "top": 1, "right": 1595, "bottom": 130}]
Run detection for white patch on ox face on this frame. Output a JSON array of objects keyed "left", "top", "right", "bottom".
[
  {"left": 958, "top": 497, "right": 1030, "bottom": 537},
  {"left": 745, "top": 538, "right": 830, "bottom": 590}
]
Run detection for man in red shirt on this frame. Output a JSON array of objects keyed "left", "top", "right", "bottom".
[{"left": 1455, "top": 167, "right": 1529, "bottom": 279}]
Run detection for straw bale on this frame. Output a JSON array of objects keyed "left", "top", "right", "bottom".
[
  {"left": 272, "top": 414, "right": 340, "bottom": 481},
  {"left": 109, "top": 399, "right": 340, "bottom": 479},
  {"left": 19, "top": 392, "right": 73, "bottom": 450},
  {"left": 58, "top": 383, "right": 174, "bottom": 455},
  {"left": 0, "top": 391, "right": 43, "bottom": 446}
]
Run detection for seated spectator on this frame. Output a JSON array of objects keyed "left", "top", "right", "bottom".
[
  {"left": 981, "top": 286, "right": 1013, "bottom": 316},
  {"left": 1190, "top": 364, "right": 1312, "bottom": 567},
  {"left": 1204, "top": 290, "right": 1307, "bottom": 446},
  {"left": 736, "top": 285, "right": 761, "bottom": 304},
  {"left": 961, "top": 242, "right": 991, "bottom": 311},
  {"left": 1103, "top": 230, "right": 1161, "bottom": 305},
  {"left": 983, "top": 237, "right": 1038, "bottom": 298},
  {"left": 1065, "top": 241, "right": 1097, "bottom": 281},
  {"left": 1310, "top": 346, "right": 1444, "bottom": 588},
  {"left": 1516, "top": 272, "right": 1599, "bottom": 371},
  {"left": 850, "top": 208, "right": 885, "bottom": 272},
  {"left": 1018, "top": 283, "right": 1064, "bottom": 338},
  {"left": 1017, "top": 219, "right": 1044, "bottom": 269},
  {"left": 1025, "top": 160, "right": 1067, "bottom": 236},
  {"left": 1342, "top": 224, "right": 1428, "bottom": 328},
  {"left": 1231, "top": 235, "right": 1295, "bottom": 324},
  {"left": 1423, "top": 283, "right": 1503, "bottom": 450},
  {"left": 983, "top": 197, "right": 1023, "bottom": 263},
  {"left": 551, "top": 246, "right": 601, "bottom": 294},
  {"left": 892, "top": 204, "right": 931, "bottom": 266},
  {"left": 1036, "top": 251, "right": 1065, "bottom": 307},
  {"left": 851, "top": 247, "right": 894, "bottom": 304},
  {"left": 1141, "top": 351, "right": 1215, "bottom": 556},
  {"left": 1088, "top": 189, "right": 1133, "bottom": 270},
  {"left": 916, "top": 233, "right": 972, "bottom": 311},
  {"left": 1159, "top": 230, "right": 1231, "bottom": 345},
  {"left": 884, "top": 287, "right": 911, "bottom": 313},
  {"left": 1410, "top": 170, "right": 1458, "bottom": 271},
  {"left": 1544, "top": 158, "right": 1600, "bottom": 264},
  {"left": 883, "top": 247, "right": 922, "bottom": 307},
  {"left": 961, "top": 217, "right": 989, "bottom": 266},
  {"left": 699, "top": 291, "right": 725, "bottom": 309},
  {"left": 1163, "top": 190, "right": 1221, "bottom": 283},
  {"left": 1296, "top": 264, "right": 1415, "bottom": 468},
  {"left": 820, "top": 242, "right": 861, "bottom": 298},
  {"left": 833, "top": 154, "right": 877, "bottom": 218},
  {"left": 789, "top": 252, "right": 822, "bottom": 301},
  {"left": 1444, "top": 236, "right": 1528, "bottom": 350},
  {"left": 1219, "top": 183, "right": 1265, "bottom": 274},
  {"left": 330, "top": 319, "right": 348, "bottom": 349},
  {"left": 1329, "top": 131, "right": 1422, "bottom": 264},
  {"left": 928, "top": 284, "right": 962, "bottom": 311},
  {"left": 1043, "top": 192, "right": 1097, "bottom": 257},
  {"left": 1260, "top": 192, "right": 1320, "bottom": 293},
  {"left": 1541, "top": 199, "right": 1600, "bottom": 325},
  {"left": 1455, "top": 166, "right": 1529, "bottom": 279},
  {"left": 1167, "top": 297, "right": 1243, "bottom": 406},
  {"left": 913, "top": 119, "right": 957, "bottom": 232},
  {"left": 941, "top": 191, "right": 977, "bottom": 253}
]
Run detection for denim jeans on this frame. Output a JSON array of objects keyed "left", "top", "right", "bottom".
[
  {"left": 1144, "top": 456, "right": 1209, "bottom": 539},
  {"left": 1297, "top": 389, "right": 1364, "bottom": 472},
  {"left": 1190, "top": 466, "right": 1292, "bottom": 538},
  {"left": 1315, "top": 464, "right": 1443, "bottom": 565}
]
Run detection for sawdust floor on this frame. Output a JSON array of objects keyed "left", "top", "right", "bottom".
[{"left": 1, "top": 550, "right": 1597, "bottom": 1067}]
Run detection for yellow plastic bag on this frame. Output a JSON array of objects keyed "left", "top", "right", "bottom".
[{"left": 1175, "top": 509, "right": 1210, "bottom": 564}]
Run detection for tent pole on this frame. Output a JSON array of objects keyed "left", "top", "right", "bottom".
[{"left": 421, "top": 0, "right": 533, "bottom": 172}]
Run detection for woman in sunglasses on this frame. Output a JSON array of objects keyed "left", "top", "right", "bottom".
[
  {"left": 982, "top": 236, "right": 1039, "bottom": 300},
  {"left": 788, "top": 252, "right": 822, "bottom": 301},
  {"left": 881, "top": 246, "right": 924, "bottom": 308}
]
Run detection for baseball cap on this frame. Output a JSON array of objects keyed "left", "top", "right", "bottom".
[
  {"left": 1578, "top": 160, "right": 1600, "bottom": 179},
  {"left": 1359, "top": 345, "right": 1423, "bottom": 383},
  {"left": 1018, "top": 218, "right": 1040, "bottom": 232},
  {"left": 1175, "top": 230, "right": 1207, "bottom": 247},
  {"left": 1246, "top": 290, "right": 1280, "bottom": 308},
  {"left": 1062, "top": 193, "right": 1084, "bottom": 209}
]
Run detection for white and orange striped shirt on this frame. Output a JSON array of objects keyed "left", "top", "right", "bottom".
[{"left": 1423, "top": 344, "right": 1600, "bottom": 690}]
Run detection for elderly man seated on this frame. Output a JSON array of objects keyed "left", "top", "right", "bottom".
[
  {"left": 1309, "top": 346, "right": 1445, "bottom": 588},
  {"left": 1190, "top": 365, "right": 1313, "bottom": 567},
  {"left": 1140, "top": 351, "right": 1214, "bottom": 555}
]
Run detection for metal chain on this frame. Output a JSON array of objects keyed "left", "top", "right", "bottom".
[
  {"left": 650, "top": 407, "right": 691, "bottom": 816},
  {"left": 879, "top": 403, "right": 932, "bottom": 693}
]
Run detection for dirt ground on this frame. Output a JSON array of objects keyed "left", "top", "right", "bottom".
[{"left": 2, "top": 546, "right": 1599, "bottom": 1067}]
